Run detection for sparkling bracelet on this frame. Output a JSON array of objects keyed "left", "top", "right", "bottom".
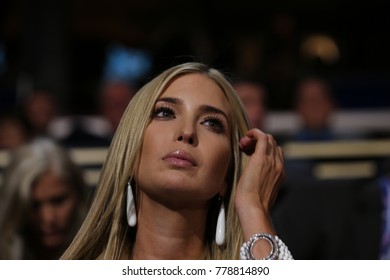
[{"left": 240, "top": 233, "right": 294, "bottom": 260}]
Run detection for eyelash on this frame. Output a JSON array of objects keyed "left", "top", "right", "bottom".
[
  {"left": 202, "top": 115, "right": 226, "bottom": 134},
  {"left": 152, "top": 106, "right": 176, "bottom": 119},
  {"left": 152, "top": 105, "right": 226, "bottom": 134}
]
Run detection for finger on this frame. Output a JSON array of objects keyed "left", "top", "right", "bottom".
[
  {"left": 266, "top": 134, "right": 276, "bottom": 156},
  {"left": 240, "top": 129, "right": 268, "bottom": 156},
  {"left": 275, "top": 147, "right": 285, "bottom": 187},
  {"left": 239, "top": 136, "right": 256, "bottom": 154},
  {"left": 277, "top": 146, "right": 284, "bottom": 165}
]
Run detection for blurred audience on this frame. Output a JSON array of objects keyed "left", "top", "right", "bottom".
[
  {"left": 22, "top": 89, "right": 58, "bottom": 138},
  {"left": 0, "top": 138, "right": 89, "bottom": 259},
  {"left": 272, "top": 75, "right": 383, "bottom": 259},
  {"left": 98, "top": 80, "right": 137, "bottom": 138},
  {"left": 292, "top": 76, "right": 337, "bottom": 141},
  {"left": 233, "top": 79, "right": 267, "bottom": 130},
  {"left": 50, "top": 80, "right": 136, "bottom": 148},
  {"left": 0, "top": 109, "right": 32, "bottom": 150},
  {"left": 283, "top": 77, "right": 340, "bottom": 187}
]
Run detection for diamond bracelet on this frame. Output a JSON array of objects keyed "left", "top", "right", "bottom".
[{"left": 240, "top": 233, "right": 293, "bottom": 260}]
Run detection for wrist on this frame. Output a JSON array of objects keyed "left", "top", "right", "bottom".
[
  {"left": 235, "top": 199, "right": 269, "bottom": 219},
  {"left": 234, "top": 186, "right": 273, "bottom": 212},
  {"left": 235, "top": 203, "right": 275, "bottom": 240}
]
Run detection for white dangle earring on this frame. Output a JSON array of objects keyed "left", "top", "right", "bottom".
[
  {"left": 215, "top": 198, "right": 225, "bottom": 245},
  {"left": 126, "top": 181, "right": 137, "bottom": 227}
]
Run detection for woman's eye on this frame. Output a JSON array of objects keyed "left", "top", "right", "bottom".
[
  {"left": 51, "top": 195, "right": 67, "bottom": 206},
  {"left": 152, "top": 106, "right": 175, "bottom": 119},
  {"left": 203, "top": 117, "right": 225, "bottom": 134}
]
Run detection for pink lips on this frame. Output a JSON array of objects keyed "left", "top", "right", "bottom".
[{"left": 163, "top": 150, "right": 197, "bottom": 168}]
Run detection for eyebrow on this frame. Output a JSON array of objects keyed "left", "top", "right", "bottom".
[
  {"left": 156, "top": 97, "right": 230, "bottom": 121},
  {"left": 157, "top": 97, "right": 181, "bottom": 105}
]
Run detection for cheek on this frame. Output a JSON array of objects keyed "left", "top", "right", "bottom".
[
  {"left": 140, "top": 128, "right": 156, "bottom": 159},
  {"left": 203, "top": 140, "right": 231, "bottom": 184},
  {"left": 58, "top": 197, "right": 78, "bottom": 226},
  {"left": 136, "top": 125, "right": 165, "bottom": 179}
]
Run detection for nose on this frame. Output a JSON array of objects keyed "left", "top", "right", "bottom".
[
  {"left": 177, "top": 133, "right": 195, "bottom": 145},
  {"left": 176, "top": 122, "right": 197, "bottom": 146},
  {"left": 40, "top": 204, "right": 56, "bottom": 225}
]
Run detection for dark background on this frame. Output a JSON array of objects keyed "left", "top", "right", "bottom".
[{"left": 1, "top": 0, "right": 389, "bottom": 115}]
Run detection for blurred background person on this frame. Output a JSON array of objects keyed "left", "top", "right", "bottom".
[
  {"left": 97, "top": 80, "right": 137, "bottom": 140},
  {"left": 51, "top": 80, "right": 137, "bottom": 148},
  {"left": 22, "top": 89, "right": 58, "bottom": 139},
  {"left": 233, "top": 79, "right": 267, "bottom": 130},
  {"left": 233, "top": 79, "right": 288, "bottom": 144},
  {"left": 292, "top": 76, "right": 337, "bottom": 142},
  {"left": 0, "top": 109, "right": 32, "bottom": 150},
  {"left": 289, "top": 75, "right": 365, "bottom": 142},
  {"left": 272, "top": 75, "right": 383, "bottom": 259},
  {"left": 0, "top": 138, "right": 89, "bottom": 259},
  {"left": 282, "top": 76, "right": 340, "bottom": 187}
]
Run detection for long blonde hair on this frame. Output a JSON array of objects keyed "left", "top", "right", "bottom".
[{"left": 61, "top": 62, "right": 251, "bottom": 259}]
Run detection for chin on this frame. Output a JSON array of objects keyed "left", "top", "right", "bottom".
[
  {"left": 157, "top": 183, "right": 217, "bottom": 203},
  {"left": 154, "top": 171, "right": 193, "bottom": 187},
  {"left": 41, "top": 235, "right": 65, "bottom": 249}
]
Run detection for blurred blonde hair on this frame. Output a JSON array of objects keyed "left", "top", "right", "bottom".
[{"left": 61, "top": 62, "right": 251, "bottom": 259}]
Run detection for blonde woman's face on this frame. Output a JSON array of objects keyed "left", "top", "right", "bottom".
[{"left": 137, "top": 73, "right": 232, "bottom": 206}]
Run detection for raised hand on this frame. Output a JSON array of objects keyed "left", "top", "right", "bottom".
[{"left": 235, "top": 129, "right": 285, "bottom": 248}]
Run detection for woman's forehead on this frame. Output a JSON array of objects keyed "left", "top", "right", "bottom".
[{"left": 160, "top": 73, "right": 232, "bottom": 113}]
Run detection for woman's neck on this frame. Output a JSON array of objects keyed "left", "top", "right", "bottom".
[{"left": 131, "top": 193, "right": 209, "bottom": 260}]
